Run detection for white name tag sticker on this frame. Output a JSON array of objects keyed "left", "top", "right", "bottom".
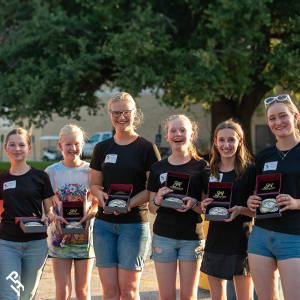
[
  {"left": 209, "top": 173, "right": 223, "bottom": 182},
  {"left": 3, "top": 180, "right": 16, "bottom": 190},
  {"left": 105, "top": 154, "right": 117, "bottom": 164},
  {"left": 263, "top": 161, "right": 278, "bottom": 171},
  {"left": 160, "top": 173, "right": 167, "bottom": 184}
]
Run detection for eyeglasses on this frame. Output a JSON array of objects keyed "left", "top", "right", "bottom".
[
  {"left": 110, "top": 110, "right": 133, "bottom": 118},
  {"left": 264, "top": 94, "right": 293, "bottom": 107}
]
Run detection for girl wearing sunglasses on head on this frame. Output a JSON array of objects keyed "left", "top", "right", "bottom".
[
  {"left": 90, "top": 92, "right": 160, "bottom": 299},
  {"left": 247, "top": 94, "right": 300, "bottom": 300}
]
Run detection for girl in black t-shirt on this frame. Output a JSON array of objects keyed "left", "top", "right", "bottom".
[
  {"left": 147, "top": 115, "right": 207, "bottom": 300},
  {"left": 0, "top": 128, "right": 55, "bottom": 300},
  {"left": 90, "top": 92, "right": 160, "bottom": 299},
  {"left": 200, "top": 120, "right": 255, "bottom": 300},
  {"left": 247, "top": 95, "right": 300, "bottom": 300}
]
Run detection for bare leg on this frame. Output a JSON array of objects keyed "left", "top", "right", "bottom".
[
  {"left": 52, "top": 258, "right": 72, "bottom": 300},
  {"left": 74, "top": 258, "right": 95, "bottom": 300},
  {"left": 154, "top": 261, "right": 177, "bottom": 300},
  {"left": 248, "top": 253, "right": 279, "bottom": 300},
  {"left": 98, "top": 267, "right": 120, "bottom": 300},
  {"left": 207, "top": 275, "right": 227, "bottom": 300},
  {"left": 233, "top": 275, "right": 253, "bottom": 300},
  {"left": 277, "top": 258, "right": 300, "bottom": 300},
  {"left": 118, "top": 268, "right": 142, "bottom": 300},
  {"left": 179, "top": 260, "right": 201, "bottom": 300}
]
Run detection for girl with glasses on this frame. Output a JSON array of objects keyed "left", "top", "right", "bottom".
[
  {"left": 200, "top": 120, "right": 255, "bottom": 300},
  {"left": 90, "top": 92, "right": 160, "bottom": 299},
  {"left": 0, "top": 128, "right": 55, "bottom": 300},
  {"left": 147, "top": 115, "right": 207, "bottom": 300},
  {"left": 247, "top": 95, "right": 300, "bottom": 300}
]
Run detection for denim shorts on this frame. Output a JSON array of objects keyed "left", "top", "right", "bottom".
[
  {"left": 150, "top": 233, "right": 205, "bottom": 263},
  {"left": 93, "top": 218, "right": 151, "bottom": 270},
  {"left": 0, "top": 238, "right": 48, "bottom": 300},
  {"left": 248, "top": 226, "right": 300, "bottom": 261}
]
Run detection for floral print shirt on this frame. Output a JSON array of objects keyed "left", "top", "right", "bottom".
[{"left": 45, "top": 162, "right": 95, "bottom": 258}]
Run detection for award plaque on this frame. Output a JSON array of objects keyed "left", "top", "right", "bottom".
[
  {"left": 205, "top": 182, "right": 233, "bottom": 221},
  {"left": 104, "top": 184, "right": 133, "bottom": 213},
  {"left": 160, "top": 172, "right": 190, "bottom": 209},
  {"left": 255, "top": 173, "right": 282, "bottom": 219}
]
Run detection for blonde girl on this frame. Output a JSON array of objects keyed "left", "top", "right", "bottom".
[
  {"left": 201, "top": 120, "right": 255, "bottom": 300},
  {"left": 46, "top": 124, "right": 98, "bottom": 300},
  {"left": 90, "top": 92, "right": 160, "bottom": 300},
  {"left": 147, "top": 115, "right": 207, "bottom": 300},
  {"left": 247, "top": 95, "right": 300, "bottom": 300},
  {"left": 0, "top": 128, "right": 54, "bottom": 300}
]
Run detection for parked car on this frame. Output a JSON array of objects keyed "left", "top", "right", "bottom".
[{"left": 82, "top": 131, "right": 113, "bottom": 158}]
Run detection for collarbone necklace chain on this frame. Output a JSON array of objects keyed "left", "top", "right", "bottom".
[{"left": 276, "top": 140, "right": 299, "bottom": 160}]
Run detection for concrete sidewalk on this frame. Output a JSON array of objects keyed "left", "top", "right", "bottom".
[{"left": 35, "top": 214, "right": 211, "bottom": 300}]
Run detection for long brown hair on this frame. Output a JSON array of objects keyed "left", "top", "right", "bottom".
[
  {"left": 210, "top": 120, "right": 252, "bottom": 180},
  {"left": 163, "top": 114, "right": 201, "bottom": 161},
  {"left": 265, "top": 98, "right": 300, "bottom": 139}
]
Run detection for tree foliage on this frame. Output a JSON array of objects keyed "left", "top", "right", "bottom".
[{"left": 1, "top": 0, "right": 300, "bottom": 150}]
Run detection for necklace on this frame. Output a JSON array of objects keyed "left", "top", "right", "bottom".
[{"left": 276, "top": 140, "right": 299, "bottom": 160}]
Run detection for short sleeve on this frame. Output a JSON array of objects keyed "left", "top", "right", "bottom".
[
  {"left": 90, "top": 144, "right": 102, "bottom": 171},
  {"left": 147, "top": 166, "right": 159, "bottom": 193},
  {"left": 42, "top": 172, "right": 55, "bottom": 200},
  {"left": 146, "top": 144, "right": 161, "bottom": 172}
]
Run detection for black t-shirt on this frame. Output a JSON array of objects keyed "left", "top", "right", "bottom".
[
  {"left": 147, "top": 158, "right": 208, "bottom": 240},
  {"left": 255, "top": 143, "right": 300, "bottom": 235},
  {"left": 204, "top": 164, "right": 256, "bottom": 255},
  {"left": 90, "top": 136, "right": 160, "bottom": 223},
  {"left": 0, "top": 167, "right": 55, "bottom": 242}
]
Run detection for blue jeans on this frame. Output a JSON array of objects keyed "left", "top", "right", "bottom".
[
  {"left": 151, "top": 233, "right": 205, "bottom": 262},
  {"left": 0, "top": 238, "right": 48, "bottom": 300},
  {"left": 248, "top": 225, "right": 300, "bottom": 260},
  {"left": 93, "top": 219, "right": 151, "bottom": 270}
]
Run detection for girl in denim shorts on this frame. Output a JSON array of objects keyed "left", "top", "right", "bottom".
[
  {"left": 90, "top": 92, "right": 160, "bottom": 299},
  {"left": 0, "top": 128, "right": 55, "bottom": 300},
  {"left": 247, "top": 95, "right": 300, "bottom": 300},
  {"left": 147, "top": 115, "right": 207, "bottom": 300},
  {"left": 201, "top": 120, "right": 256, "bottom": 300}
]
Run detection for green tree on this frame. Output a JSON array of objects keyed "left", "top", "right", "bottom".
[
  {"left": 106, "top": 0, "right": 300, "bottom": 151},
  {"left": 1, "top": 0, "right": 300, "bottom": 151}
]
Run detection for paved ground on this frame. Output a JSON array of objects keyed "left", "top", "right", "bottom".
[{"left": 35, "top": 214, "right": 211, "bottom": 300}]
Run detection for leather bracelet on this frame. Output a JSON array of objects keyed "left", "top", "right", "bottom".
[
  {"left": 153, "top": 196, "right": 161, "bottom": 206},
  {"left": 191, "top": 199, "right": 198, "bottom": 210}
]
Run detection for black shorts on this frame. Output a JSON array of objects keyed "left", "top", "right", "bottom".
[{"left": 200, "top": 251, "right": 251, "bottom": 281}]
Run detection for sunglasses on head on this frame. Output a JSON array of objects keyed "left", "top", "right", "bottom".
[{"left": 264, "top": 94, "right": 293, "bottom": 107}]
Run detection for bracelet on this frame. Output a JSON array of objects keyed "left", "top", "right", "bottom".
[
  {"left": 191, "top": 199, "right": 198, "bottom": 210},
  {"left": 46, "top": 215, "right": 51, "bottom": 223},
  {"left": 153, "top": 196, "right": 161, "bottom": 207}
]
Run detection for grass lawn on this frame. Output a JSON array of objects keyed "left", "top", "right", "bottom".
[{"left": 0, "top": 161, "right": 59, "bottom": 173}]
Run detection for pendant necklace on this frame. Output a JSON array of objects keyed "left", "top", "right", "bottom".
[{"left": 276, "top": 140, "right": 299, "bottom": 160}]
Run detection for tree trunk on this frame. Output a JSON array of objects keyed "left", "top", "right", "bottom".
[{"left": 211, "top": 82, "right": 271, "bottom": 153}]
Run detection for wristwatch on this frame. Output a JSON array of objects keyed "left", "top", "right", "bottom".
[
  {"left": 191, "top": 199, "right": 198, "bottom": 210},
  {"left": 153, "top": 196, "right": 161, "bottom": 206}
]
